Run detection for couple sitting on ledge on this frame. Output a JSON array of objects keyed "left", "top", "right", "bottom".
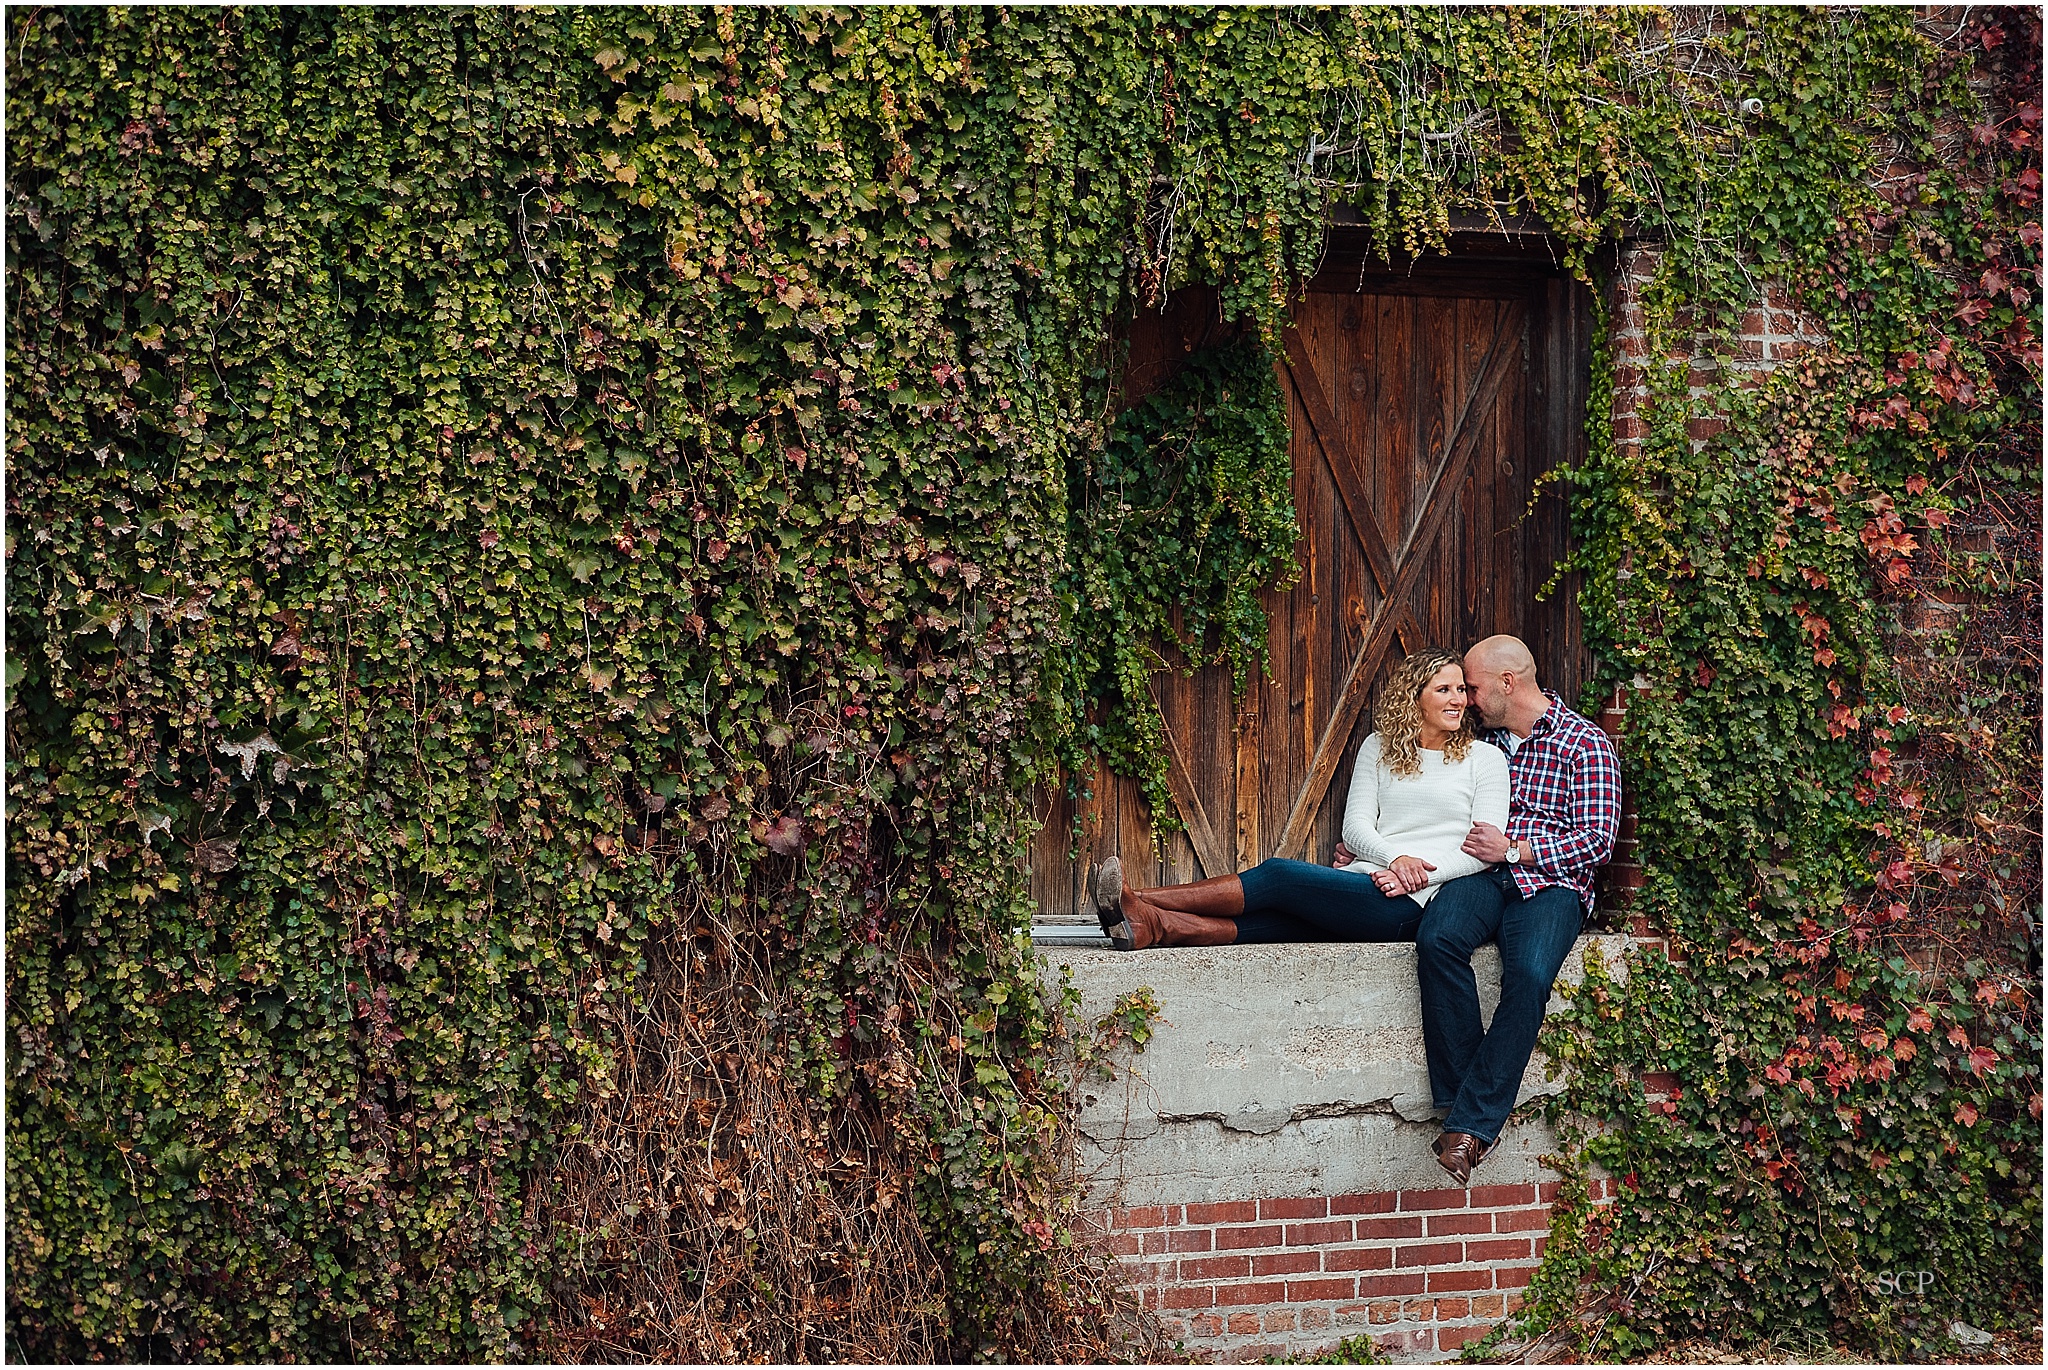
[{"left": 1093, "top": 635, "right": 1622, "bottom": 1186}]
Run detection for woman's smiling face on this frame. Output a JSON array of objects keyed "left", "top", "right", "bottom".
[{"left": 1418, "top": 663, "right": 1468, "bottom": 736}]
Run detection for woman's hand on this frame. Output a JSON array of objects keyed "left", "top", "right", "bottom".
[
  {"left": 1388, "top": 854, "right": 1436, "bottom": 892},
  {"left": 1371, "top": 869, "right": 1405, "bottom": 897}
]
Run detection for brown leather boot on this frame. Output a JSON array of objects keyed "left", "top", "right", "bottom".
[
  {"left": 1108, "top": 890, "right": 1236, "bottom": 950},
  {"left": 1097, "top": 859, "right": 1242, "bottom": 949},
  {"left": 1141, "top": 872, "right": 1246, "bottom": 918}
]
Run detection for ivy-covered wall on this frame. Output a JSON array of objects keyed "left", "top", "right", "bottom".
[{"left": 5, "top": 6, "right": 2037, "bottom": 1362}]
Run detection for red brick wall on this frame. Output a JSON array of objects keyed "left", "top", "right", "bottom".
[
  {"left": 1597, "top": 238, "right": 1833, "bottom": 955},
  {"left": 1595, "top": 685, "right": 1646, "bottom": 921},
  {"left": 1086, "top": 1179, "right": 1619, "bottom": 1361}
]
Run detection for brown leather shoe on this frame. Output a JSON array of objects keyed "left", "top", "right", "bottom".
[{"left": 1434, "top": 1131, "right": 1493, "bottom": 1186}]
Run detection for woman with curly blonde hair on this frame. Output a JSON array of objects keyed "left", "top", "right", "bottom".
[{"left": 1095, "top": 647, "right": 1509, "bottom": 949}]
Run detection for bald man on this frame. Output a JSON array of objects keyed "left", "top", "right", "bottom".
[{"left": 1418, "top": 635, "right": 1620, "bottom": 1183}]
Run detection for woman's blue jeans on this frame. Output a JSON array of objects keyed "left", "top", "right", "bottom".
[
  {"left": 1415, "top": 867, "right": 1583, "bottom": 1146},
  {"left": 1231, "top": 857, "right": 1428, "bottom": 943}
]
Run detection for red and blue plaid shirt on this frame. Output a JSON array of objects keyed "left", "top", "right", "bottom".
[{"left": 1481, "top": 692, "right": 1622, "bottom": 911}]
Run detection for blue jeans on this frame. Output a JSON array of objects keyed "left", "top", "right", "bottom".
[
  {"left": 1415, "top": 868, "right": 1583, "bottom": 1145},
  {"left": 1232, "top": 858, "right": 1427, "bottom": 944}
]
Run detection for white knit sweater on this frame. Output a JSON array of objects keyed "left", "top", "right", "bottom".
[{"left": 1339, "top": 734, "right": 1511, "bottom": 907}]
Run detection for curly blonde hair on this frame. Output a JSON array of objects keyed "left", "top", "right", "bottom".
[{"left": 1373, "top": 647, "right": 1476, "bottom": 777}]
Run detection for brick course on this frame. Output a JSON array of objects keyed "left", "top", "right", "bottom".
[{"left": 1089, "top": 1179, "right": 1606, "bottom": 1360}]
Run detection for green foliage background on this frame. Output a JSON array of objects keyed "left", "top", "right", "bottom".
[{"left": 5, "top": 5, "right": 2037, "bottom": 1362}]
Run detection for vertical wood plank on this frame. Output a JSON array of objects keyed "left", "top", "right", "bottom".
[
  {"left": 1467, "top": 294, "right": 1498, "bottom": 654},
  {"left": 1027, "top": 771, "right": 1065, "bottom": 919},
  {"left": 1507, "top": 298, "right": 1533, "bottom": 667},
  {"left": 1234, "top": 688, "right": 1261, "bottom": 871},
  {"left": 1076, "top": 761, "right": 1105, "bottom": 914},
  {"left": 1423, "top": 294, "right": 1459, "bottom": 652},
  {"left": 1377, "top": 292, "right": 1413, "bottom": 560},
  {"left": 1316, "top": 291, "right": 1361, "bottom": 863},
  {"left": 1116, "top": 753, "right": 1150, "bottom": 892}
]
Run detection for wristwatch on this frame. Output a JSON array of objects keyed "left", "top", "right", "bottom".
[{"left": 1505, "top": 838, "right": 1523, "bottom": 864}]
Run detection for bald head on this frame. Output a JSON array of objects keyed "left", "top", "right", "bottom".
[
  {"left": 1466, "top": 635, "right": 1537, "bottom": 681},
  {"left": 1462, "top": 635, "right": 1548, "bottom": 734}
]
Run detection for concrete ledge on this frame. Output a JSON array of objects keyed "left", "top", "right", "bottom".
[{"left": 1040, "top": 937, "right": 1632, "bottom": 1208}]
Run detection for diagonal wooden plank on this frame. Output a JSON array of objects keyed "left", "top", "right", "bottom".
[
  {"left": 1399, "top": 305, "right": 1525, "bottom": 564},
  {"left": 1282, "top": 327, "right": 1396, "bottom": 594},
  {"left": 1270, "top": 308, "right": 1526, "bottom": 861},
  {"left": 1152, "top": 686, "right": 1233, "bottom": 880}
]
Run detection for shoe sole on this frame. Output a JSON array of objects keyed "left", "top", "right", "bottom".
[{"left": 1094, "top": 857, "right": 1125, "bottom": 939}]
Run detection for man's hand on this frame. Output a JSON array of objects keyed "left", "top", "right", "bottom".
[
  {"left": 1388, "top": 854, "right": 1436, "bottom": 892},
  {"left": 1463, "top": 822, "right": 1514, "bottom": 864},
  {"left": 1332, "top": 840, "right": 1356, "bottom": 868}
]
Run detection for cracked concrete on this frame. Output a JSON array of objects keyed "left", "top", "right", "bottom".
[{"left": 1039, "top": 937, "right": 1631, "bottom": 1205}]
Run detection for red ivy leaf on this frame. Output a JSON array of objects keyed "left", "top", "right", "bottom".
[{"left": 764, "top": 814, "right": 805, "bottom": 856}]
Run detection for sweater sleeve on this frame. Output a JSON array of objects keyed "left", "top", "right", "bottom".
[
  {"left": 1418, "top": 743, "right": 1511, "bottom": 888},
  {"left": 1470, "top": 741, "right": 1511, "bottom": 830},
  {"left": 1339, "top": 734, "right": 1396, "bottom": 867}
]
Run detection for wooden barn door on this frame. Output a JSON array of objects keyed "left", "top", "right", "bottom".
[{"left": 1032, "top": 250, "right": 1590, "bottom": 921}]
